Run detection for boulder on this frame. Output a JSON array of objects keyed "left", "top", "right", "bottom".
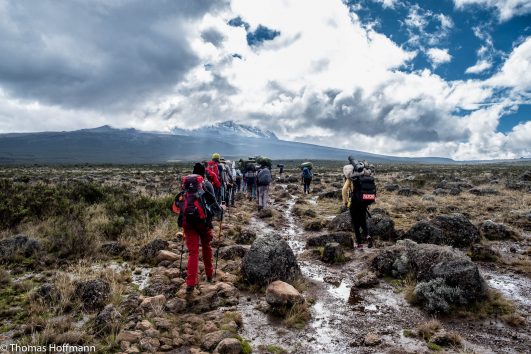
[
  {"left": 74, "top": 279, "right": 111, "bottom": 311},
  {"left": 430, "top": 214, "right": 480, "bottom": 247},
  {"left": 140, "top": 294, "right": 166, "bottom": 310},
  {"left": 214, "top": 338, "right": 242, "bottom": 354},
  {"left": 180, "top": 282, "right": 239, "bottom": 314},
  {"left": 318, "top": 190, "right": 342, "bottom": 199},
  {"left": 99, "top": 241, "right": 127, "bottom": 257},
  {"left": 156, "top": 250, "right": 178, "bottom": 262},
  {"left": 327, "top": 211, "right": 352, "bottom": 232},
  {"left": 143, "top": 274, "right": 181, "bottom": 298},
  {"left": 234, "top": 229, "right": 256, "bottom": 245},
  {"left": 139, "top": 239, "right": 169, "bottom": 263},
  {"left": 404, "top": 221, "right": 445, "bottom": 245},
  {"left": 303, "top": 220, "right": 327, "bottom": 231},
  {"left": 242, "top": 234, "right": 301, "bottom": 286},
  {"left": 469, "top": 244, "right": 499, "bottom": 262},
  {"left": 0, "top": 234, "right": 42, "bottom": 263},
  {"left": 371, "top": 240, "right": 487, "bottom": 313},
  {"left": 265, "top": 280, "right": 304, "bottom": 307},
  {"left": 307, "top": 232, "right": 354, "bottom": 248},
  {"left": 384, "top": 184, "right": 400, "bottom": 192},
  {"left": 479, "top": 220, "right": 518, "bottom": 240},
  {"left": 367, "top": 213, "right": 396, "bottom": 240},
  {"left": 116, "top": 330, "right": 142, "bottom": 344},
  {"left": 93, "top": 304, "right": 121, "bottom": 337},
  {"left": 258, "top": 208, "right": 273, "bottom": 219},
  {"left": 321, "top": 242, "right": 344, "bottom": 264}
]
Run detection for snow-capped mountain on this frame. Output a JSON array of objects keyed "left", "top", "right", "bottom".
[{"left": 171, "top": 120, "right": 278, "bottom": 140}]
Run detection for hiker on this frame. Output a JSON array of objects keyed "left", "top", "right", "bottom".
[
  {"left": 301, "top": 166, "right": 313, "bottom": 194},
  {"left": 277, "top": 164, "right": 284, "bottom": 177},
  {"left": 207, "top": 153, "right": 223, "bottom": 203},
  {"left": 342, "top": 157, "right": 375, "bottom": 248},
  {"left": 256, "top": 163, "right": 272, "bottom": 210},
  {"left": 235, "top": 168, "right": 243, "bottom": 192},
  {"left": 245, "top": 162, "right": 257, "bottom": 200},
  {"left": 222, "top": 159, "right": 236, "bottom": 207},
  {"left": 202, "top": 161, "right": 221, "bottom": 194},
  {"left": 172, "top": 170, "right": 224, "bottom": 294}
]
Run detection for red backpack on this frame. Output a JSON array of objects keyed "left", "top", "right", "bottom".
[
  {"left": 207, "top": 160, "right": 220, "bottom": 179},
  {"left": 172, "top": 174, "right": 208, "bottom": 226}
]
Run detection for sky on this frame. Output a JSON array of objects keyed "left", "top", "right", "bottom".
[{"left": 0, "top": 0, "right": 530, "bottom": 160}]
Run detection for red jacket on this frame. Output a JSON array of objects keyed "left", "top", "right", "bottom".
[{"left": 206, "top": 169, "right": 221, "bottom": 189}]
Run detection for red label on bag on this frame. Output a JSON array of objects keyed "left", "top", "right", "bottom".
[{"left": 362, "top": 194, "right": 375, "bottom": 200}]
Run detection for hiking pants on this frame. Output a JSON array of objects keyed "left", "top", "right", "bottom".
[
  {"left": 236, "top": 179, "right": 241, "bottom": 192},
  {"left": 247, "top": 177, "right": 256, "bottom": 198},
  {"left": 303, "top": 178, "right": 312, "bottom": 194},
  {"left": 183, "top": 223, "right": 214, "bottom": 287},
  {"left": 258, "top": 185, "right": 269, "bottom": 208},
  {"left": 349, "top": 205, "right": 368, "bottom": 244}
]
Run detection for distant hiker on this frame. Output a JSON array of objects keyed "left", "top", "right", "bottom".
[
  {"left": 208, "top": 153, "right": 223, "bottom": 202},
  {"left": 256, "top": 163, "right": 273, "bottom": 210},
  {"left": 301, "top": 166, "right": 313, "bottom": 194},
  {"left": 172, "top": 173, "right": 224, "bottom": 294},
  {"left": 202, "top": 161, "right": 221, "bottom": 194},
  {"left": 235, "top": 168, "right": 243, "bottom": 192},
  {"left": 245, "top": 162, "right": 257, "bottom": 200},
  {"left": 222, "top": 159, "right": 236, "bottom": 207},
  {"left": 277, "top": 164, "right": 285, "bottom": 177},
  {"left": 343, "top": 157, "right": 376, "bottom": 248}
]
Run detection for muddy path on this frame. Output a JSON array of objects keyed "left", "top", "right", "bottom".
[{"left": 237, "top": 189, "right": 531, "bottom": 353}]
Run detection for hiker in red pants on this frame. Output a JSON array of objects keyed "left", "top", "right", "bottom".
[{"left": 172, "top": 172, "right": 223, "bottom": 294}]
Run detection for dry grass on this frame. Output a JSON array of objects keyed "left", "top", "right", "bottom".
[
  {"left": 282, "top": 302, "right": 311, "bottom": 329},
  {"left": 501, "top": 313, "right": 527, "bottom": 327},
  {"left": 416, "top": 319, "right": 442, "bottom": 340}
]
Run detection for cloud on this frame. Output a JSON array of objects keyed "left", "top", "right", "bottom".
[
  {"left": 488, "top": 37, "right": 531, "bottom": 90},
  {"left": 372, "top": 0, "right": 399, "bottom": 9},
  {"left": 454, "top": 0, "right": 531, "bottom": 21},
  {"left": 403, "top": 4, "right": 454, "bottom": 47},
  {"left": 0, "top": 0, "right": 227, "bottom": 111},
  {"left": 426, "top": 48, "right": 452, "bottom": 67},
  {"left": 465, "top": 59, "right": 492, "bottom": 74}
]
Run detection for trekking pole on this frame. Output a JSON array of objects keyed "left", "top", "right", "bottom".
[
  {"left": 214, "top": 210, "right": 224, "bottom": 277},
  {"left": 179, "top": 231, "right": 185, "bottom": 278}
]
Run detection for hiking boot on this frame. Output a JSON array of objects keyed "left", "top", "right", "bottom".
[
  {"left": 185, "top": 286, "right": 194, "bottom": 296},
  {"left": 367, "top": 236, "right": 373, "bottom": 248},
  {"left": 207, "top": 276, "right": 214, "bottom": 283}
]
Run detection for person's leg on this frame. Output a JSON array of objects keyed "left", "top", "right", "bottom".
[
  {"left": 185, "top": 226, "right": 200, "bottom": 287},
  {"left": 360, "top": 206, "right": 371, "bottom": 246},
  {"left": 200, "top": 225, "right": 214, "bottom": 280},
  {"left": 349, "top": 207, "right": 363, "bottom": 245},
  {"left": 263, "top": 186, "right": 269, "bottom": 208}
]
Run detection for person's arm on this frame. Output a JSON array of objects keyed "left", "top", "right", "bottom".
[{"left": 342, "top": 179, "right": 352, "bottom": 206}]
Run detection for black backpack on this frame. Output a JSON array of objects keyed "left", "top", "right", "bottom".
[{"left": 351, "top": 175, "right": 376, "bottom": 206}]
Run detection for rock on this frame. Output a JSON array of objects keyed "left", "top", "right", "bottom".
[
  {"left": 430, "top": 329, "right": 462, "bottom": 346},
  {"left": 327, "top": 211, "right": 352, "bottom": 232},
  {"left": 367, "top": 213, "right": 396, "bottom": 240},
  {"left": 321, "top": 242, "right": 344, "bottom": 264},
  {"left": 143, "top": 274, "right": 180, "bottom": 298},
  {"left": 100, "top": 241, "right": 126, "bottom": 257},
  {"left": 431, "top": 214, "right": 479, "bottom": 247},
  {"left": 135, "top": 319, "right": 154, "bottom": 331},
  {"left": 433, "top": 188, "right": 449, "bottom": 196},
  {"left": 404, "top": 221, "right": 445, "bottom": 245},
  {"left": 479, "top": 220, "right": 518, "bottom": 240},
  {"left": 152, "top": 317, "right": 172, "bottom": 331},
  {"left": 469, "top": 187, "right": 498, "bottom": 196},
  {"left": 156, "top": 250, "right": 179, "bottom": 262},
  {"left": 33, "top": 283, "right": 59, "bottom": 302},
  {"left": 521, "top": 171, "right": 531, "bottom": 181},
  {"left": 371, "top": 240, "right": 487, "bottom": 313},
  {"left": 139, "top": 239, "right": 169, "bottom": 263},
  {"left": 354, "top": 271, "right": 379, "bottom": 288},
  {"left": 120, "top": 293, "right": 141, "bottom": 315},
  {"left": 201, "top": 330, "right": 232, "bottom": 351},
  {"left": 219, "top": 245, "right": 249, "bottom": 260},
  {"left": 318, "top": 189, "right": 342, "bottom": 199},
  {"left": 214, "top": 338, "right": 242, "bottom": 354},
  {"left": 74, "top": 279, "right": 111, "bottom": 311},
  {"left": 348, "top": 288, "right": 362, "bottom": 305},
  {"left": 505, "top": 179, "right": 531, "bottom": 192},
  {"left": 0, "top": 234, "right": 42, "bottom": 263},
  {"left": 234, "top": 229, "right": 256, "bottom": 245},
  {"left": 242, "top": 234, "right": 301, "bottom": 286},
  {"left": 303, "top": 220, "right": 327, "bottom": 231},
  {"left": 323, "top": 275, "right": 342, "bottom": 286},
  {"left": 117, "top": 330, "right": 142, "bottom": 343},
  {"left": 397, "top": 188, "right": 423, "bottom": 196},
  {"left": 469, "top": 244, "right": 499, "bottom": 262},
  {"left": 178, "top": 282, "right": 240, "bottom": 314},
  {"left": 265, "top": 280, "right": 304, "bottom": 307},
  {"left": 139, "top": 337, "right": 160, "bottom": 352},
  {"left": 363, "top": 332, "right": 381, "bottom": 346},
  {"left": 166, "top": 298, "right": 186, "bottom": 313},
  {"left": 140, "top": 294, "right": 166, "bottom": 311},
  {"left": 93, "top": 304, "right": 121, "bottom": 336},
  {"left": 384, "top": 184, "right": 400, "bottom": 192},
  {"left": 307, "top": 232, "right": 353, "bottom": 248}
]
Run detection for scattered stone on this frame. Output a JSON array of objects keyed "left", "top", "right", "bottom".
[
  {"left": 201, "top": 330, "right": 233, "bottom": 352},
  {"left": 214, "top": 338, "right": 242, "bottom": 354},
  {"left": 367, "top": 213, "right": 396, "bottom": 240},
  {"left": 323, "top": 275, "right": 342, "bottom": 286},
  {"left": 143, "top": 274, "right": 180, "bottom": 298},
  {"left": 384, "top": 184, "right": 400, "bottom": 192},
  {"left": 265, "top": 280, "right": 304, "bottom": 307},
  {"left": 354, "top": 271, "right": 379, "bottom": 288},
  {"left": 166, "top": 297, "right": 187, "bottom": 313},
  {"left": 480, "top": 220, "right": 518, "bottom": 240},
  {"left": 469, "top": 187, "right": 498, "bottom": 196},
  {"left": 140, "top": 294, "right": 167, "bottom": 311},
  {"left": 139, "top": 239, "right": 169, "bottom": 263},
  {"left": 318, "top": 189, "right": 342, "bottom": 199},
  {"left": 348, "top": 288, "right": 362, "bottom": 305},
  {"left": 117, "top": 330, "right": 142, "bottom": 344},
  {"left": 469, "top": 244, "right": 499, "bottom": 262},
  {"left": 135, "top": 320, "right": 154, "bottom": 331},
  {"left": 234, "top": 228, "right": 256, "bottom": 245},
  {"left": 321, "top": 242, "right": 345, "bottom": 264},
  {"left": 242, "top": 234, "right": 301, "bottom": 286},
  {"left": 363, "top": 332, "right": 381, "bottom": 346},
  {"left": 327, "top": 211, "right": 352, "bottom": 232},
  {"left": 307, "top": 232, "right": 354, "bottom": 248},
  {"left": 219, "top": 245, "right": 249, "bottom": 260},
  {"left": 258, "top": 208, "right": 273, "bottom": 219},
  {"left": 139, "top": 337, "right": 160, "bottom": 352},
  {"left": 100, "top": 241, "right": 126, "bottom": 257},
  {"left": 156, "top": 250, "right": 179, "bottom": 262},
  {"left": 175, "top": 282, "right": 239, "bottom": 314},
  {"left": 152, "top": 317, "right": 172, "bottom": 331},
  {"left": 397, "top": 188, "right": 423, "bottom": 196},
  {"left": 74, "top": 279, "right": 111, "bottom": 311},
  {"left": 93, "top": 304, "right": 121, "bottom": 336}
]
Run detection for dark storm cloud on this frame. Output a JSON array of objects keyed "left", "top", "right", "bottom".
[
  {"left": 0, "top": 0, "right": 228, "bottom": 111},
  {"left": 201, "top": 28, "right": 225, "bottom": 47}
]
